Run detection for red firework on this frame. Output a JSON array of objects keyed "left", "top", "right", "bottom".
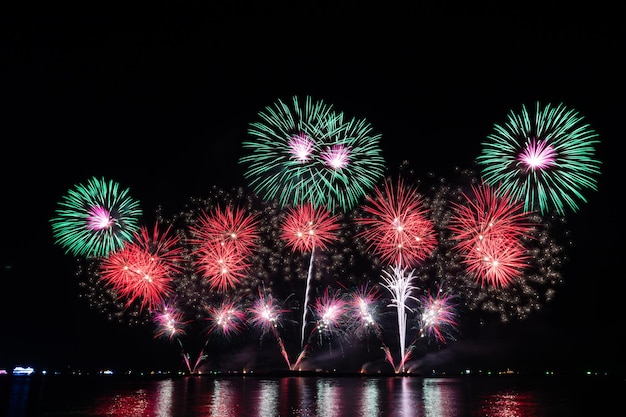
[
  {"left": 463, "top": 236, "right": 529, "bottom": 287},
  {"left": 99, "top": 222, "right": 184, "bottom": 311},
  {"left": 192, "top": 239, "right": 250, "bottom": 292},
  {"left": 355, "top": 176, "right": 437, "bottom": 268},
  {"left": 189, "top": 204, "right": 260, "bottom": 256},
  {"left": 188, "top": 203, "right": 259, "bottom": 292},
  {"left": 280, "top": 203, "right": 341, "bottom": 253},
  {"left": 448, "top": 182, "right": 535, "bottom": 287},
  {"left": 448, "top": 181, "right": 534, "bottom": 253}
]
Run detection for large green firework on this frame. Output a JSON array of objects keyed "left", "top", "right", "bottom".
[
  {"left": 50, "top": 176, "right": 142, "bottom": 258},
  {"left": 476, "top": 102, "right": 601, "bottom": 216},
  {"left": 239, "top": 96, "right": 386, "bottom": 213}
]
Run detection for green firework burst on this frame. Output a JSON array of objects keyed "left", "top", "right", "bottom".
[
  {"left": 476, "top": 102, "right": 601, "bottom": 216},
  {"left": 239, "top": 96, "right": 386, "bottom": 213},
  {"left": 50, "top": 177, "right": 142, "bottom": 258}
]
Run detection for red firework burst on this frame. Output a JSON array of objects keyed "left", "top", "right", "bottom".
[
  {"left": 448, "top": 181, "right": 534, "bottom": 253},
  {"left": 192, "top": 239, "right": 250, "bottom": 292},
  {"left": 355, "top": 176, "right": 437, "bottom": 268},
  {"left": 189, "top": 204, "right": 260, "bottom": 256},
  {"left": 99, "top": 223, "right": 184, "bottom": 311},
  {"left": 448, "top": 182, "right": 536, "bottom": 287},
  {"left": 463, "top": 236, "right": 530, "bottom": 287},
  {"left": 280, "top": 203, "right": 341, "bottom": 253}
]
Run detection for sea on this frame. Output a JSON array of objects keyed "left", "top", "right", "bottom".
[{"left": 1, "top": 371, "right": 622, "bottom": 417}]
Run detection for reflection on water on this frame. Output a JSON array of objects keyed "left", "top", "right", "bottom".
[
  {"left": 1, "top": 374, "right": 618, "bottom": 417},
  {"left": 258, "top": 379, "right": 279, "bottom": 416},
  {"left": 479, "top": 389, "right": 535, "bottom": 417}
]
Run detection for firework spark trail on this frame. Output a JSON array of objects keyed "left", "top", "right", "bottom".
[
  {"left": 248, "top": 290, "right": 295, "bottom": 370},
  {"left": 302, "top": 244, "right": 316, "bottom": 349},
  {"left": 381, "top": 265, "right": 418, "bottom": 373},
  {"left": 280, "top": 203, "right": 340, "bottom": 349},
  {"left": 153, "top": 303, "right": 210, "bottom": 374}
]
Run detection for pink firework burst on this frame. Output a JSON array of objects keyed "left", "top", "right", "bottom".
[
  {"left": 320, "top": 144, "right": 350, "bottom": 169},
  {"left": 356, "top": 176, "right": 437, "bottom": 268},
  {"left": 518, "top": 138, "right": 557, "bottom": 171},
  {"left": 312, "top": 288, "right": 349, "bottom": 336},
  {"left": 192, "top": 239, "right": 251, "bottom": 292},
  {"left": 280, "top": 203, "right": 341, "bottom": 253},
  {"left": 346, "top": 284, "right": 382, "bottom": 336},
  {"left": 288, "top": 133, "right": 315, "bottom": 163},
  {"left": 205, "top": 300, "right": 247, "bottom": 337},
  {"left": 418, "top": 290, "right": 458, "bottom": 344},
  {"left": 99, "top": 223, "right": 184, "bottom": 311},
  {"left": 153, "top": 303, "right": 190, "bottom": 340},
  {"left": 87, "top": 205, "right": 113, "bottom": 231},
  {"left": 248, "top": 290, "right": 289, "bottom": 332},
  {"left": 189, "top": 204, "right": 259, "bottom": 257},
  {"left": 134, "top": 223, "right": 186, "bottom": 273}
]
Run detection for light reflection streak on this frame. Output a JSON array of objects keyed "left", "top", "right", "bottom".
[
  {"left": 479, "top": 390, "right": 537, "bottom": 417},
  {"left": 155, "top": 379, "right": 174, "bottom": 417},
  {"left": 316, "top": 379, "right": 341, "bottom": 417},
  {"left": 400, "top": 377, "right": 413, "bottom": 417},
  {"left": 360, "top": 379, "right": 381, "bottom": 417},
  {"left": 97, "top": 389, "right": 149, "bottom": 417},
  {"left": 422, "top": 378, "right": 461, "bottom": 417},
  {"left": 209, "top": 379, "right": 237, "bottom": 416},
  {"left": 258, "top": 379, "right": 279, "bottom": 417}
]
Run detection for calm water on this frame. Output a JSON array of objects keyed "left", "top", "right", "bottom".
[{"left": 1, "top": 373, "right": 621, "bottom": 417}]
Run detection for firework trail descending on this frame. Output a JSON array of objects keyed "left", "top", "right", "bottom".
[
  {"left": 280, "top": 203, "right": 341, "bottom": 349},
  {"left": 51, "top": 176, "right": 142, "bottom": 258},
  {"left": 477, "top": 102, "right": 601, "bottom": 216},
  {"left": 239, "top": 95, "right": 386, "bottom": 213},
  {"left": 153, "top": 303, "right": 203, "bottom": 374},
  {"left": 248, "top": 289, "right": 295, "bottom": 369}
]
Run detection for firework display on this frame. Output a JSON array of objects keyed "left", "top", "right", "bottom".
[
  {"left": 52, "top": 98, "right": 599, "bottom": 374},
  {"left": 239, "top": 96, "right": 386, "bottom": 213},
  {"left": 51, "top": 176, "right": 142, "bottom": 258},
  {"left": 355, "top": 175, "right": 438, "bottom": 269},
  {"left": 477, "top": 102, "right": 601, "bottom": 216},
  {"left": 448, "top": 182, "right": 535, "bottom": 288}
]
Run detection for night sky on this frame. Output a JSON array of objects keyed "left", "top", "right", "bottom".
[{"left": 1, "top": 3, "right": 623, "bottom": 375}]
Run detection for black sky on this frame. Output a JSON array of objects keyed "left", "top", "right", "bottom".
[{"left": 1, "top": 3, "right": 624, "bottom": 375}]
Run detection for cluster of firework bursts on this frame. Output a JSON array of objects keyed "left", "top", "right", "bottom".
[{"left": 51, "top": 97, "right": 601, "bottom": 374}]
